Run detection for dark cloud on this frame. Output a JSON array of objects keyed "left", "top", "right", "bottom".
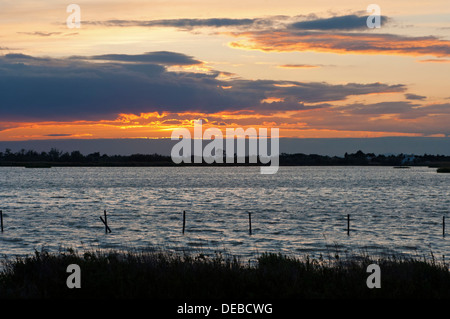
[
  {"left": 414, "top": 103, "right": 450, "bottom": 115},
  {"left": 83, "top": 14, "right": 390, "bottom": 32},
  {"left": 0, "top": 52, "right": 406, "bottom": 121},
  {"left": 405, "top": 93, "right": 426, "bottom": 100},
  {"left": 290, "top": 14, "right": 388, "bottom": 30},
  {"left": 3, "top": 53, "right": 51, "bottom": 62},
  {"left": 92, "top": 51, "right": 201, "bottom": 65},
  {"left": 70, "top": 51, "right": 202, "bottom": 66},
  {"left": 338, "top": 101, "right": 450, "bottom": 120},
  {"left": 340, "top": 101, "right": 419, "bottom": 115},
  {"left": 278, "top": 82, "right": 405, "bottom": 103},
  {"left": 84, "top": 18, "right": 258, "bottom": 29}
]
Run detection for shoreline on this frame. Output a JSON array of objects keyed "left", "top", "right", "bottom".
[
  {"left": 0, "top": 163, "right": 446, "bottom": 168},
  {"left": 1, "top": 149, "right": 450, "bottom": 168}
]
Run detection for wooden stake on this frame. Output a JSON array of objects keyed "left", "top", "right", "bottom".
[
  {"left": 99, "top": 216, "right": 112, "bottom": 233},
  {"left": 0, "top": 210, "right": 3, "bottom": 232},
  {"left": 104, "top": 210, "right": 108, "bottom": 233},
  {"left": 249, "top": 212, "right": 252, "bottom": 235},
  {"left": 182, "top": 210, "right": 186, "bottom": 234},
  {"left": 443, "top": 216, "right": 446, "bottom": 238},
  {"left": 100, "top": 210, "right": 111, "bottom": 233},
  {"left": 347, "top": 214, "right": 350, "bottom": 236}
]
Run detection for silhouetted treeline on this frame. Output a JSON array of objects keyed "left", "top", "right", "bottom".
[
  {"left": 279, "top": 150, "right": 450, "bottom": 166},
  {"left": 0, "top": 148, "right": 172, "bottom": 166},
  {"left": 0, "top": 148, "right": 449, "bottom": 167}
]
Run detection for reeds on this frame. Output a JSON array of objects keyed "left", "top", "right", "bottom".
[{"left": 0, "top": 247, "right": 449, "bottom": 299}]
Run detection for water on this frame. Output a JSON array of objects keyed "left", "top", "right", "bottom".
[{"left": 0, "top": 166, "right": 449, "bottom": 261}]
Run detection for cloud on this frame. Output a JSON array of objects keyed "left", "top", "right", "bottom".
[
  {"left": 337, "top": 101, "right": 450, "bottom": 120},
  {"left": 18, "top": 31, "right": 62, "bottom": 37},
  {"left": 84, "top": 18, "right": 259, "bottom": 30},
  {"left": 229, "top": 30, "right": 450, "bottom": 57},
  {"left": 277, "top": 64, "right": 321, "bottom": 69},
  {"left": 290, "top": 14, "right": 389, "bottom": 30},
  {"left": 82, "top": 13, "right": 450, "bottom": 58},
  {"left": 417, "top": 59, "right": 450, "bottom": 63},
  {"left": 83, "top": 13, "right": 389, "bottom": 32},
  {"left": 280, "top": 101, "right": 450, "bottom": 136},
  {"left": 0, "top": 51, "right": 406, "bottom": 121},
  {"left": 413, "top": 103, "right": 450, "bottom": 115},
  {"left": 339, "top": 101, "right": 419, "bottom": 115},
  {"left": 4, "top": 53, "right": 48, "bottom": 60},
  {"left": 71, "top": 51, "right": 203, "bottom": 66},
  {"left": 405, "top": 93, "right": 426, "bottom": 100}
]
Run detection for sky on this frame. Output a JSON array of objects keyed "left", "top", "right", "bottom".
[{"left": 0, "top": 0, "right": 449, "bottom": 154}]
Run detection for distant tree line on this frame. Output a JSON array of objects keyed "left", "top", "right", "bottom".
[
  {"left": 0, "top": 148, "right": 449, "bottom": 167},
  {"left": 0, "top": 148, "right": 172, "bottom": 166},
  {"left": 279, "top": 150, "right": 450, "bottom": 166}
]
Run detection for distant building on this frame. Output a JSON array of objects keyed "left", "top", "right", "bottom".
[{"left": 401, "top": 155, "right": 415, "bottom": 165}]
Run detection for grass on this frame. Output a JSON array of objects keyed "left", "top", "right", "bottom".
[{"left": 0, "top": 248, "right": 449, "bottom": 299}]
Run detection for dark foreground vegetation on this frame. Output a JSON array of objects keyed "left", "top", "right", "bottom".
[
  {"left": 1, "top": 249, "right": 449, "bottom": 299},
  {"left": 1, "top": 148, "right": 450, "bottom": 167}
]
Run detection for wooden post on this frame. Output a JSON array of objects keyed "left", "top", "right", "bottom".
[
  {"left": 182, "top": 210, "right": 186, "bottom": 234},
  {"left": 443, "top": 216, "right": 446, "bottom": 238},
  {"left": 104, "top": 210, "right": 108, "bottom": 234},
  {"left": 99, "top": 210, "right": 111, "bottom": 233},
  {"left": 248, "top": 212, "right": 252, "bottom": 235},
  {"left": 347, "top": 214, "right": 350, "bottom": 236},
  {"left": 0, "top": 210, "right": 3, "bottom": 232}
]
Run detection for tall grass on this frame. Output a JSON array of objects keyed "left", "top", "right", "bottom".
[{"left": 0, "top": 248, "right": 449, "bottom": 299}]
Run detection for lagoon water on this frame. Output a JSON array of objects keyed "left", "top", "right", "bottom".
[{"left": 0, "top": 166, "right": 449, "bottom": 261}]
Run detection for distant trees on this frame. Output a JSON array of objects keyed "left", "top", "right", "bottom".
[
  {"left": 0, "top": 148, "right": 449, "bottom": 166},
  {"left": 0, "top": 148, "right": 172, "bottom": 166}
]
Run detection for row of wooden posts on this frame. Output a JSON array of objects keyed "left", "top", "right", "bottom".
[
  {"left": 0, "top": 210, "right": 250, "bottom": 235},
  {"left": 0, "top": 210, "right": 447, "bottom": 238},
  {"left": 345, "top": 214, "right": 446, "bottom": 238},
  {"left": 344, "top": 214, "right": 446, "bottom": 238},
  {"left": 97, "top": 211, "right": 447, "bottom": 237}
]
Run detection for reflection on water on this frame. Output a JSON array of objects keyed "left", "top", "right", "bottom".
[{"left": 0, "top": 166, "right": 449, "bottom": 260}]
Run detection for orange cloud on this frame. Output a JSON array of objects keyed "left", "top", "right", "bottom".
[
  {"left": 229, "top": 31, "right": 450, "bottom": 57},
  {"left": 261, "top": 97, "right": 285, "bottom": 104},
  {"left": 2, "top": 100, "right": 450, "bottom": 142},
  {"left": 417, "top": 59, "right": 450, "bottom": 63}
]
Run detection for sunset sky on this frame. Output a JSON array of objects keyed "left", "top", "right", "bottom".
[{"left": 0, "top": 0, "right": 449, "bottom": 148}]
